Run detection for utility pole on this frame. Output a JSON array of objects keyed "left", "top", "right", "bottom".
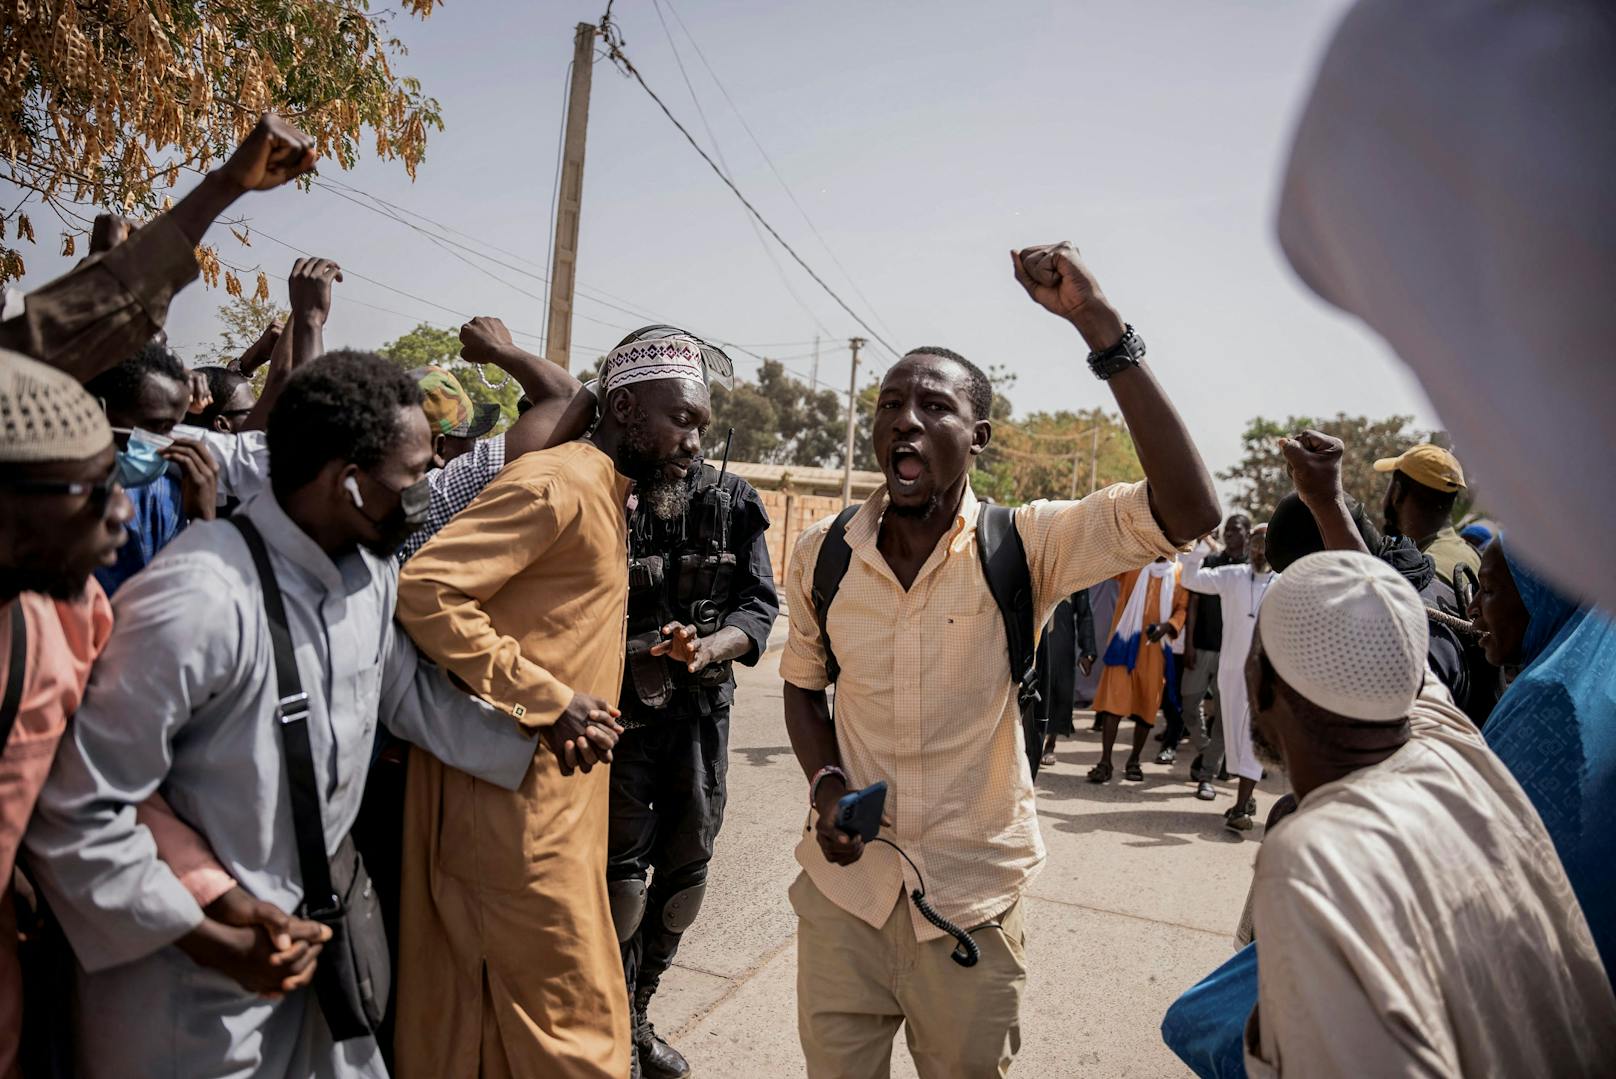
[
  {"left": 1067, "top": 425, "right": 1106, "bottom": 498},
  {"left": 810, "top": 334, "right": 820, "bottom": 390},
  {"left": 544, "top": 22, "right": 597, "bottom": 371},
  {"left": 841, "top": 337, "right": 865, "bottom": 506}
]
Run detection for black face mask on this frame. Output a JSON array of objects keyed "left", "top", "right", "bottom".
[{"left": 356, "top": 473, "right": 432, "bottom": 557}]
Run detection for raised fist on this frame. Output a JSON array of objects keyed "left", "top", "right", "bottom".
[
  {"left": 219, "top": 114, "right": 318, "bottom": 194},
  {"left": 1279, "top": 429, "right": 1346, "bottom": 507},
  {"left": 288, "top": 257, "right": 343, "bottom": 326},
  {"left": 1011, "top": 242, "right": 1123, "bottom": 349}
]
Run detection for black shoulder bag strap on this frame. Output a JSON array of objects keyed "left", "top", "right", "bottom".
[
  {"left": 0, "top": 600, "right": 27, "bottom": 754},
  {"left": 227, "top": 517, "right": 339, "bottom": 917},
  {"left": 974, "top": 504, "right": 1043, "bottom": 777},
  {"left": 810, "top": 504, "right": 861, "bottom": 686}
]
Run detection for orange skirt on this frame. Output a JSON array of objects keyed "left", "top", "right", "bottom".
[{"left": 1092, "top": 642, "right": 1169, "bottom": 724}]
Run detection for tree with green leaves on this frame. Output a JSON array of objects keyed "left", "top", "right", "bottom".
[
  {"left": 211, "top": 293, "right": 288, "bottom": 364},
  {"left": 377, "top": 323, "right": 520, "bottom": 433}
]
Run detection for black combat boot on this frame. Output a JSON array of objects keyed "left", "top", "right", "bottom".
[{"left": 633, "top": 985, "right": 691, "bottom": 1079}]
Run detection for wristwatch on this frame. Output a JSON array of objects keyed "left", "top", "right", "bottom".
[{"left": 1087, "top": 324, "right": 1146, "bottom": 380}]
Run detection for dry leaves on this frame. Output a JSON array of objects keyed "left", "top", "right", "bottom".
[{"left": 0, "top": 1, "right": 445, "bottom": 283}]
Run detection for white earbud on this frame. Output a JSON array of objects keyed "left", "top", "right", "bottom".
[{"left": 343, "top": 475, "right": 365, "bottom": 509}]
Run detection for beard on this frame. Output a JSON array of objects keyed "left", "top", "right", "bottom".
[
  {"left": 622, "top": 410, "right": 693, "bottom": 522},
  {"left": 1250, "top": 719, "right": 1286, "bottom": 769}
]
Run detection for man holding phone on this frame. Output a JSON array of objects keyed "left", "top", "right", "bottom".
[{"left": 779, "top": 242, "right": 1218, "bottom": 1077}]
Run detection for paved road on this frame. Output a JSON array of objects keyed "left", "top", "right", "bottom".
[{"left": 653, "top": 651, "right": 1287, "bottom": 1077}]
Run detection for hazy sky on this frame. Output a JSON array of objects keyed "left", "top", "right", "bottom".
[{"left": 4, "top": 0, "right": 1440, "bottom": 486}]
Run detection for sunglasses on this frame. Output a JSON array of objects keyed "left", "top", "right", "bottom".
[{"left": 0, "top": 464, "right": 123, "bottom": 517}]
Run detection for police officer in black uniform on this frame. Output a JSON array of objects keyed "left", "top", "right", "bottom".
[{"left": 608, "top": 442, "right": 778, "bottom": 1079}]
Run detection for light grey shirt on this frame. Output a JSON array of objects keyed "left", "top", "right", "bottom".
[{"left": 24, "top": 490, "right": 537, "bottom": 1077}]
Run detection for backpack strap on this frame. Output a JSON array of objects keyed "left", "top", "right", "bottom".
[
  {"left": 975, "top": 504, "right": 1044, "bottom": 776},
  {"left": 0, "top": 601, "right": 27, "bottom": 755},
  {"left": 228, "top": 516, "right": 341, "bottom": 919},
  {"left": 975, "top": 504, "right": 1038, "bottom": 709},
  {"left": 810, "top": 505, "right": 861, "bottom": 685}
]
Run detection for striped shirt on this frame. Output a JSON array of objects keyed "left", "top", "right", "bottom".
[
  {"left": 397, "top": 433, "right": 506, "bottom": 562},
  {"left": 780, "top": 480, "right": 1176, "bottom": 939}
]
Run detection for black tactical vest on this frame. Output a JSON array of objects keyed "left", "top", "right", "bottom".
[{"left": 623, "top": 463, "right": 738, "bottom": 716}]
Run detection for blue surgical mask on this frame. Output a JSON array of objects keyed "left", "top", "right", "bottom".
[{"left": 114, "top": 432, "right": 168, "bottom": 489}]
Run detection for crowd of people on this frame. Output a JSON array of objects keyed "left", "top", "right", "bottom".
[{"left": 1, "top": 3, "right": 1614, "bottom": 1077}]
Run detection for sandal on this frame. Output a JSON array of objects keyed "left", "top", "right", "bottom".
[
  {"left": 1040, "top": 750, "right": 1057, "bottom": 767},
  {"left": 1087, "top": 761, "right": 1113, "bottom": 784},
  {"left": 1124, "top": 761, "right": 1145, "bottom": 782}
]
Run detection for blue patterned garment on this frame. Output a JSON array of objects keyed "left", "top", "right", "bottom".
[
  {"left": 1484, "top": 543, "right": 1616, "bottom": 980},
  {"left": 93, "top": 474, "right": 187, "bottom": 597}
]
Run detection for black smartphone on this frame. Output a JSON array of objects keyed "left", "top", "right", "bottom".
[{"left": 834, "top": 780, "right": 887, "bottom": 843}]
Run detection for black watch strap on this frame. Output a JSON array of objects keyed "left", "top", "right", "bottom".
[{"left": 1087, "top": 324, "right": 1146, "bottom": 380}]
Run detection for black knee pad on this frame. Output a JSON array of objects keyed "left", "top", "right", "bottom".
[
  {"left": 609, "top": 878, "right": 648, "bottom": 944},
  {"left": 660, "top": 881, "right": 707, "bottom": 935}
]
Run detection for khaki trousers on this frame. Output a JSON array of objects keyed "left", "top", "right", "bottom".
[{"left": 790, "top": 872, "right": 1026, "bottom": 1079}]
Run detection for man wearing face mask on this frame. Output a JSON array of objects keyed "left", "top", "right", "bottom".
[
  {"left": 82, "top": 342, "right": 219, "bottom": 594},
  {"left": 393, "top": 333, "right": 714, "bottom": 1079},
  {"left": 25, "top": 351, "right": 548, "bottom": 1079}
]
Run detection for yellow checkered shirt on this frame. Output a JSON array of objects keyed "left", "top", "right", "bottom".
[{"left": 780, "top": 480, "right": 1177, "bottom": 939}]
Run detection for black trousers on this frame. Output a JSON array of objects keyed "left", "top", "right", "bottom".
[{"left": 607, "top": 706, "right": 730, "bottom": 1000}]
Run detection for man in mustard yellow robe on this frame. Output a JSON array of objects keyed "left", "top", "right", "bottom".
[{"left": 394, "top": 332, "right": 715, "bottom": 1078}]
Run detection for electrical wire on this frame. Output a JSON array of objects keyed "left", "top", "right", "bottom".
[
  {"left": 658, "top": 0, "right": 901, "bottom": 347},
  {"left": 600, "top": 15, "right": 900, "bottom": 360},
  {"left": 648, "top": 0, "right": 837, "bottom": 343}
]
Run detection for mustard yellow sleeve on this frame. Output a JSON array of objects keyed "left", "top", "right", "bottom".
[
  {"left": 397, "top": 472, "right": 575, "bottom": 730},
  {"left": 1016, "top": 481, "right": 1180, "bottom": 624}
]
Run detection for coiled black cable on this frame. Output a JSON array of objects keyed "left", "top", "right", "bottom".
[{"left": 871, "top": 837, "right": 1001, "bottom": 968}]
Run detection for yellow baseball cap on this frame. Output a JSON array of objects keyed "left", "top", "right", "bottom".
[{"left": 1373, "top": 443, "right": 1466, "bottom": 492}]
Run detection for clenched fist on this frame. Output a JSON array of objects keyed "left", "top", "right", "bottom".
[
  {"left": 219, "top": 114, "right": 318, "bottom": 194},
  {"left": 1011, "top": 242, "right": 1125, "bottom": 351}
]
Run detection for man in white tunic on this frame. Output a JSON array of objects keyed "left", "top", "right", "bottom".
[
  {"left": 1243, "top": 551, "right": 1616, "bottom": 1076},
  {"left": 1179, "top": 525, "right": 1273, "bottom": 832}
]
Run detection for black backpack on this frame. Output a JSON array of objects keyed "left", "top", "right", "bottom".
[{"left": 810, "top": 503, "right": 1048, "bottom": 777}]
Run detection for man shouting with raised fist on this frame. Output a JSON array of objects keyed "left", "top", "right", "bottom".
[{"left": 779, "top": 241, "right": 1218, "bottom": 1078}]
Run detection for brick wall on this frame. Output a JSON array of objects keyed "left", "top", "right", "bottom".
[{"left": 757, "top": 492, "right": 848, "bottom": 590}]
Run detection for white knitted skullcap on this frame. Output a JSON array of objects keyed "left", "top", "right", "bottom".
[
  {"left": 0, "top": 350, "right": 112, "bottom": 464},
  {"left": 1258, "top": 551, "right": 1427, "bottom": 722}
]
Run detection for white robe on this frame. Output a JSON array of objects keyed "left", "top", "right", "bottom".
[{"left": 1179, "top": 545, "right": 1275, "bottom": 782}]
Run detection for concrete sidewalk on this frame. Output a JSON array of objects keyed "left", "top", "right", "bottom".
[{"left": 654, "top": 653, "right": 1286, "bottom": 1077}]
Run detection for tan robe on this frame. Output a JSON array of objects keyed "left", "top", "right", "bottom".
[{"left": 394, "top": 441, "right": 632, "bottom": 1079}]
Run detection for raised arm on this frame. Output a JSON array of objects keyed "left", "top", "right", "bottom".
[
  {"left": 1012, "top": 242, "right": 1219, "bottom": 546},
  {"left": 0, "top": 114, "right": 316, "bottom": 380},
  {"left": 1179, "top": 540, "right": 1235, "bottom": 596},
  {"left": 457, "top": 316, "right": 589, "bottom": 459},
  {"left": 240, "top": 257, "right": 341, "bottom": 432},
  {"left": 1280, "top": 430, "right": 1371, "bottom": 556}
]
